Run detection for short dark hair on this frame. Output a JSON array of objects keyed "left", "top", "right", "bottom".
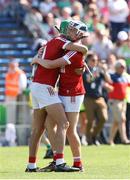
[{"left": 85, "top": 51, "right": 98, "bottom": 62}]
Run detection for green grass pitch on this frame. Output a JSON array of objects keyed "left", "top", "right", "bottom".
[{"left": 0, "top": 145, "right": 130, "bottom": 179}]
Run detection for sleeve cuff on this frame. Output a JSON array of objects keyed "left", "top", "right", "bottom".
[
  {"left": 63, "top": 55, "right": 71, "bottom": 64},
  {"left": 62, "top": 41, "right": 71, "bottom": 49}
]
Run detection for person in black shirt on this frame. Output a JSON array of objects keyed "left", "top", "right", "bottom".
[{"left": 83, "top": 52, "right": 112, "bottom": 145}]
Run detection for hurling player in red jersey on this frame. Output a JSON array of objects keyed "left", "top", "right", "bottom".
[
  {"left": 31, "top": 21, "right": 89, "bottom": 172},
  {"left": 25, "top": 20, "right": 88, "bottom": 172}
]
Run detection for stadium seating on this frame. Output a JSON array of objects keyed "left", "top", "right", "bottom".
[{"left": 0, "top": 15, "right": 36, "bottom": 102}]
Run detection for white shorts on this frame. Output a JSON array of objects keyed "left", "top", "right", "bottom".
[
  {"left": 59, "top": 95, "right": 84, "bottom": 112},
  {"left": 30, "top": 82, "right": 62, "bottom": 109}
]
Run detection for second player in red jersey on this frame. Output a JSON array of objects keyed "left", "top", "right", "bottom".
[{"left": 59, "top": 52, "right": 85, "bottom": 96}]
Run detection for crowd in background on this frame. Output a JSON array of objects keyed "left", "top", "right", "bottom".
[{"left": 0, "top": 0, "right": 130, "bottom": 146}]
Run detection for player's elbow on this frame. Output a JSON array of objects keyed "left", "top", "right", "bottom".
[{"left": 82, "top": 46, "right": 88, "bottom": 55}]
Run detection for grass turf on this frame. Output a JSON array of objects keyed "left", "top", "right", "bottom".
[{"left": 0, "top": 145, "right": 130, "bottom": 179}]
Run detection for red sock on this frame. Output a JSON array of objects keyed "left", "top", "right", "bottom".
[
  {"left": 55, "top": 153, "right": 64, "bottom": 165},
  {"left": 56, "top": 153, "right": 64, "bottom": 159},
  {"left": 29, "top": 156, "right": 36, "bottom": 163},
  {"left": 73, "top": 161, "right": 82, "bottom": 168},
  {"left": 53, "top": 153, "right": 57, "bottom": 161}
]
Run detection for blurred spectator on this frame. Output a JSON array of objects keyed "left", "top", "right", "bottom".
[
  {"left": 78, "top": 104, "right": 88, "bottom": 146},
  {"left": 107, "top": 53, "right": 117, "bottom": 73},
  {"left": 108, "top": 59, "right": 130, "bottom": 145},
  {"left": 83, "top": 52, "right": 111, "bottom": 145},
  {"left": 24, "top": 6, "right": 51, "bottom": 39},
  {"left": 5, "top": 123, "right": 16, "bottom": 146},
  {"left": 91, "top": 28, "right": 114, "bottom": 60},
  {"left": 5, "top": 59, "right": 27, "bottom": 145},
  {"left": 39, "top": 0, "right": 56, "bottom": 17},
  {"left": 108, "top": 0, "right": 129, "bottom": 42},
  {"left": 100, "top": 60, "right": 114, "bottom": 102},
  {"left": 83, "top": 3, "right": 98, "bottom": 28},
  {"left": 61, "top": 7, "right": 72, "bottom": 20},
  {"left": 24, "top": 6, "right": 43, "bottom": 38},
  {"left": 71, "top": 1, "right": 84, "bottom": 19},
  {"left": 87, "top": 12, "right": 106, "bottom": 33},
  {"left": 115, "top": 31, "right": 130, "bottom": 73},
  {"left": 56, "top": 0, "right": 71, "bottom": 9},
  {"left": 96, "top": 0, "right": 109, "bottom": 26},
  {"left": 31, "top": 0, "right": 39, "bottom": 8},
  {"left": 88, "top": 2, "right": 98, "bottom": 15},
  {"left": 44, "top": 13, "right": 56, "bottom": 37}
]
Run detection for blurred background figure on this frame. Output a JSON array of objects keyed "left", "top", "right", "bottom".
[
  {"left": 115, "top": 31, "right": 130, "bottom": 73},
  {"left": 78, "top": 104, "right": 88, "bottom": 146},
  {"left": 61, "top": 7, "right": 72, "bottom": 20},
  {"left": 108, "top": 59, "right": 130, "bottom": 145},
  {"left": 39, "top": 0, "right": 56, "bottom": 17},
  {"left": 107, "top": 53, "right": 117, "bottom": 73},
  {"left": 108, "top": 0, "right": 129, "bottom": 42},
  {"left": 4, "top": 123, "right": 16, "bottom": 146},
  {"left": 91, "top": 28, "right": 114, "bottom": 60},
  {"left": 83, "top": 52, "right": 112, "bottom": 145},
  {"left": 71, "top": 1, "right": 84, "bottom": 19},
  {"left": 4, "top": 59, "right": 27, "bottom": 146}
]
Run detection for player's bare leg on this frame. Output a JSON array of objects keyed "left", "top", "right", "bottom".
[
  {"left": 26, "top": 108, "right": 47, "bottom": 171},
  {"left": 66, "top": 112, "right": 83, "bottom": 170},
  {"left": 39, "top": 117, "right": 57, "bottom": 172},
  {"left": 45, "top": 103, "right": 69, "bottom": 164},
  {"left": 45, "top": 116, "right": 57, "bottom": 158},
  {"left": 40, "top": 104, "right": 80, "bottom": 172}
]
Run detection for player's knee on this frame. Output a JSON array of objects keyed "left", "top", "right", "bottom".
[
  {"left": 65, "top": 120, "right": 69, "bottom": 129},
  {"left": 59, "top": 120, "right": 69, "bottom": 130}
]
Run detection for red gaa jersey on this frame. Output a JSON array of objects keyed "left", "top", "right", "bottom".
[
  {"left": 59, "top": 52, "right": 85, "bottom": 96},
  {"left": 33, "top": 36, "right": 70, "bottom": 87}
]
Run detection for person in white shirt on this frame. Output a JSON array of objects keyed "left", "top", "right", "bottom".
[
  {"left": 108, "top": 0, "right": 129, "bottom": 42},
  {"left": 91, "top": 28, "right": 114, "bottom": 60}
]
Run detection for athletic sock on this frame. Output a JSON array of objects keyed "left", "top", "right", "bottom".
[
  {"left": 55, "top": 153, "right": 64, "bottom": 165},
  {"left": 73, "top": 157, "right": 82, "bottom": 168},
  {"left": 28, "top": 156, "right": 37, "bottom": 169},
  {"left": 53, "top": 151, "right": 56, "bottom": 162}
]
